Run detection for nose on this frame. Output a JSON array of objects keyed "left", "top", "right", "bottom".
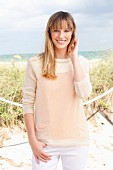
[{"left": 59, "top": 30, "right": 64, "bottom": 38}]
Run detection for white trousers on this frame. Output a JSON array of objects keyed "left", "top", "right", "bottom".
[{"left": 32, "top": 146, "right": 89, "bottom": 170}]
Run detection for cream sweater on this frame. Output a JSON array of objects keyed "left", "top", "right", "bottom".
[{"left": 22, "top": 55, "right": 92, "bottom": 146}]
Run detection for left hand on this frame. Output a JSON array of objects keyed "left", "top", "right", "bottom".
[{"left": 68, "top": 39, "right": 79, "bottom": 60}]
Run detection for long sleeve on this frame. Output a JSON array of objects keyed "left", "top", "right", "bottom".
[
  {"left": 22, "top": 60, "right": 37, "bottom": 114},
  {"left": 74, "top": 57, "right": 92, "bottom": 100}
]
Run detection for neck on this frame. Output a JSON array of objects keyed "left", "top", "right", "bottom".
[{"left": 54, "top": 49, "right": 68, "bottom": 59}]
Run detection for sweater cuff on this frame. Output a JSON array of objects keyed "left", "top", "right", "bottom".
[
  {"left": 22, "top": 104, "right": 34, "bottom": 114},
  {"left": 74, "top": 76, "right": 92, "bottom": 100}
]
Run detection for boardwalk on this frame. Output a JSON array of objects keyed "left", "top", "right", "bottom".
[{"left": 0, "top": 115, "right": 113, "bottom": 170}]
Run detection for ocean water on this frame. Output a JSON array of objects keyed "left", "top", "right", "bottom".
[{"left": 0, "top": 50, "right": 109, "bottom": 62}]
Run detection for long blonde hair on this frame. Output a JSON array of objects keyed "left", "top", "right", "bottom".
[{"left": 41, "top": 11, "right": 76, "bottom": 79}]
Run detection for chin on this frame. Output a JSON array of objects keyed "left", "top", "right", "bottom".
[{"left": 56, "top": 45, "right": 68, "bottom": 49}]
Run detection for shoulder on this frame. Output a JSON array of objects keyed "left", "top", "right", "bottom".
[
  {"left": 27, "top": 54, "right": 43, "bottom": 74},
  {"left": 29, "top": 54, "right": 43, "bottom": 63}
]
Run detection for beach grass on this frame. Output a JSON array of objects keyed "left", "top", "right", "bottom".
[
  {"left": 85, "top": 52, "right": 113, "bottom": 123},
  {"left": 90, "top": 52, "right": 113, "bottom": 109},
  {"left": 0, "top": 62, "right": 25, "bottom": 127},
  {"left": 0, "top": 52, "right": 113, "bottom": 127}
]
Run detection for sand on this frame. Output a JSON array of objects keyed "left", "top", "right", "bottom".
[
  {"left": 0, "top": 57, "right": 101, "bottom": 69},
  {"left": 0, "top": 61, "right": 27, "bottom": 68},
  {"left": 0, "top": 113, "right": 113, "bottom": 170}
]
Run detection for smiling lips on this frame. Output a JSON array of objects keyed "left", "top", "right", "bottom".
[{"left": 56, "top": 39, "right": 66, "bottom": 44}]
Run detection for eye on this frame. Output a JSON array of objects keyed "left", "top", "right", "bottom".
[
  {"left": 53, "top": 29, "right": 59, "bottom": 32},
  {"left": 64, "top": 29, "right": 70, "bottom": 32}
]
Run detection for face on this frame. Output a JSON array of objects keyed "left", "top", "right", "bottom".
[{"left": 50, "top": 20, "right": 73, "bottom": 51}]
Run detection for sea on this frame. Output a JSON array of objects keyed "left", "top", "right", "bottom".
[{"left": 0, "top": 50, "right": 111, "bottom": 62}]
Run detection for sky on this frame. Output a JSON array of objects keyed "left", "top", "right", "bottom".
[{"left": 0, "top": 0, "right": 113, "bottom": 54}]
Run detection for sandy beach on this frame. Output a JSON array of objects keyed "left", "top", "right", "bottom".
[
  {"left": 0, "top": 61, "right": 27, "bottom": 68},
  {"left": 0, "top": 113, "right": 113, "bottom": 170},
  {"left": 0, "top": 57, "right": 101, "bottom": 70}
]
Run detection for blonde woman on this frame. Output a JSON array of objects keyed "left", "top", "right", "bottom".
[{"left": 23, "top": 11, "right": 92, "bottom": 170}]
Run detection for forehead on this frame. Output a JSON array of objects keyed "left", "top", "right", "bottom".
[{"left": 51, "top": 19, "right": 73, "bottom": 30}]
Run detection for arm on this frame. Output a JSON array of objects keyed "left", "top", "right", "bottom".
[
  {"left": 23, "top": 60, "right": 52, "bottom": 163},
  {"left": 71, "top": 55, "right": 85, "bottom": 81},
  {"left": 22, "top": 60, "right": 37, "bottom": 114},
  {"left": 22, "top": 60, "right": 39, "bottom": 148},
  {"left": 24, "top": 113, "right": 39, "bottom": 146},
  {"left": 69, "top": 40, "right": 92, "bottom": 100},
  {"left": 72, "top": 56, "right": 92, "bottom": 100}
]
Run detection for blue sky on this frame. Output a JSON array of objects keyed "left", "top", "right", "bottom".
[{"left": 0, "top": 0, "right": 113, "bottom": 54}]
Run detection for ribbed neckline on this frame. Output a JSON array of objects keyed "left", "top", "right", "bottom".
[{"left": 55, "top": 58, "right": 71, "bottom": 63}]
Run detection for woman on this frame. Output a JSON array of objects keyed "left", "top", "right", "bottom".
[{"left": 23, "top": 11, "right": 92, "bottom": 170}]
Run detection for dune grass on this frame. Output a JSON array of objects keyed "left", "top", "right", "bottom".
[
  {"left": 0, "top": 63, "right": 25, "bottom": 127},
  {"left": 0, "top": 52, "right": 113, "bottom": 127},
  {"left": 89, "top": 52, "right": 113, "bottom": 111}
]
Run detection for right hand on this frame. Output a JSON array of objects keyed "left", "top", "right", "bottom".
[{"left": 30, "top": 139, "right": 52, "bottom": 164}]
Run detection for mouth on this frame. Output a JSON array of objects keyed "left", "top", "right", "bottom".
[{"left": 56, "top": 39, "right": 67, "bottom": 44}]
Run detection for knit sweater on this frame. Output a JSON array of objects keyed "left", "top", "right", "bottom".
[{"left": 22, "top": 55, "right": 92, "bottom": 146}]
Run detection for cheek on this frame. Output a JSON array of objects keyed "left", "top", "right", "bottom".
[
  {"left": 51, "top": 37, "right": 56, "bottom": 45},
  {"left": 51, "top": 34, "right": 57, "bottom": 46},
  {"left": 51, "top": 35, "right": 56, "bottom": 44},
  {"left": 67, "top": 33, "right": 72, "bottom": 41},
  {"left": 51, "top": 33, "right": 56, "bottom": 39},
  {"left": 67, "top": 35, "right": 72, "bottom": 43}
]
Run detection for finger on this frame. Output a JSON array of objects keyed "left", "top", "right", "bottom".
[
  {"left": 35, "top": 156, "right": 40, "bottom": 164},
  {"left": 74, "top": 38, "right": 78, "bottom": 43},
  {"left": 68, "top": 47, "right": 72, "bottom": 53},
  {"left": 73, "top": 40, "right": 78, "bottom": 47},
  {"left": 40, "top": 154, "right": 51, "bottom": 160},
  {"left": 42, "top": 151, "right": 52, "bottom": 159},
  {"left": 38, "top": 156, "right": 48, "bottom": 162},
  {"left": 43, "top": 143, "right": 48, "bottom": 147},
  {"left": 71, "top": 43, "right": 75, "bottom": 48}
]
